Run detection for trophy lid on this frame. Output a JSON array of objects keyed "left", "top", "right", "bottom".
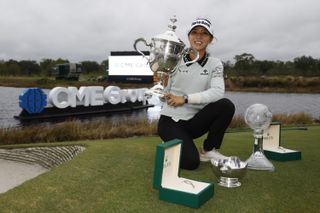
[{"left": 153, "top": 16, "right": 183, "bottom": 44}]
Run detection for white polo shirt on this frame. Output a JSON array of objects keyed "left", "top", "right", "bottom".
[{"left": 161, "top": 53, "right": 225, "bottom": 121}]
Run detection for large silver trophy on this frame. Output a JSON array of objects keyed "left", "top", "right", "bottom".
[
  {"left": 133, "top": 16, "right": 199, "bottom": 98},
  {"left": 245, "top": 103, "right": 275, "bottom": 171}
]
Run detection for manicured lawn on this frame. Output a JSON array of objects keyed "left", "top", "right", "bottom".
[{"left": 0, "top": 126, "right": 319, "bottom": 212}]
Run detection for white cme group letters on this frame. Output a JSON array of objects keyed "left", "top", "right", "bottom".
[{"left": 48, "top": 86, "right": 148, "bottom": 109}]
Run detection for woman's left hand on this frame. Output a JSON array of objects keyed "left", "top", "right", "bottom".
[{"left": 164, "top": 93, "right": 185, "bottom": 107}]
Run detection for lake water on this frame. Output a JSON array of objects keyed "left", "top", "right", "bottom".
[{"left": 1, "top": 86, "right": 319, "bottom": 128}]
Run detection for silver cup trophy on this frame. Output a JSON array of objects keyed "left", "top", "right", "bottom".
[
  {"left": 133, "top": 16, "right": 199, "bottom": 98},
  {"left": 211, "top": 156, "right": 248, "bottom": 188},
  {"left": 245, "top": 103, "right": 275, "bottom": 171}
]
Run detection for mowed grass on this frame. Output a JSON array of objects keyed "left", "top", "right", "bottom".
[{"left": 0, "top": 126, "right": 319, "bottom": 212}]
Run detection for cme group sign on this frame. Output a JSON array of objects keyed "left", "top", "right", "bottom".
[{"left": 19, "top": 86, "right": 148, "bottom": 114}]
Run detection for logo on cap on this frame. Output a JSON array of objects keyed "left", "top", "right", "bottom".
[{"left": 192, "top": 19, "right": 211, "bottom": 28}]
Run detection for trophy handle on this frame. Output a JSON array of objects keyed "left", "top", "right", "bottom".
[
  {"left": 133, "top": 38, "right": 152, "bottom": 60},
  {"left": 173, "top": 47, "right": 200, "bottom": 71},
  {"left": 183, "top": 47, "right": 200, "bottom": 65}
]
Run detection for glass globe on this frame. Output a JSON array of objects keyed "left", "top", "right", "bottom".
[{"left": 245, "top": 103, "right": 272, "bottom": 131}]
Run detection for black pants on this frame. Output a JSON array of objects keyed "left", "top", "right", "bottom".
[{"left": 158, "top": 98, "right": 235, "bottom": 170}]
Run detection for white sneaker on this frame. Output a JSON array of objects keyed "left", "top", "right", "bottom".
[{"left": 200, "top": 148, "right": 228, "bottom": 162}]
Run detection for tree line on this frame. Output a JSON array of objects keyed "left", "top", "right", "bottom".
[
  {"left": 225, "top": 53, "right": 320, "bottom": 76},
  {"left": 0, "top": 54, "right": 319, "bottom": 77},
  {"left": 0, "top": 58, "right": 108, "bottom": 76}
]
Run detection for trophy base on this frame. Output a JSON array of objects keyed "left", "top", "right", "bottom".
[
  {"left": 246, "top": 151, "right": 275, "bottom": 171},
  {"left": 218, "top": 177, "right": 241, "bottom": 188}
]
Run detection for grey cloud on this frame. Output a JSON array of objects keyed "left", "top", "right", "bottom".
[{"left": 0, "top": 0, "right": 319, "bottom": 62}]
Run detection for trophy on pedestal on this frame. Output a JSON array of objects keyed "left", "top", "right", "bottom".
[
  {"left": 133, "top": 16, "right": 199, "bottom": 98},
  {"left": 245, "top": 103, "right": 275, "bottom": 171}
]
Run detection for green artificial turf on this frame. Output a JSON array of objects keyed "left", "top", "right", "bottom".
[{"left": 0, "top": 126, "right": 319, "bottom": 212}]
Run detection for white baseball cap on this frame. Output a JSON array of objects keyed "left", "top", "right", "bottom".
[{"left": 187, "top": 18, "right": 214, "bottom": 37}]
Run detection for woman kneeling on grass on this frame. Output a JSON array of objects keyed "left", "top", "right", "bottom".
[{"left": 158, "top": 17, "right": 235, "bottom": 170}]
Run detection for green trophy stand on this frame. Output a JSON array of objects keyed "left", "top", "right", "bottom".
[{"left": 153, "top": 139, "right": 214, "bottom": 208}]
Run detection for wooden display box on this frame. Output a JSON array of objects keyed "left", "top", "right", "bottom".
[
  {"left": 263, "top": 122, "right": 301, "bottom": 161},
  {"left": 153, "top": 139, "right": 214, "bottom": 208}
]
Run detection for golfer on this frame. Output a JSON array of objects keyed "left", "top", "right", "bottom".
[{"left": 158, "top": 18, "right": 235, "bottom": 170}]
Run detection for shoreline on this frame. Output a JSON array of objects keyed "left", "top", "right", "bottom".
[{"left": 1, "top": 76, "right": 320, "bottom": 94}]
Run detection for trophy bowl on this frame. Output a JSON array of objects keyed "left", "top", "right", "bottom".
[
  {"left": 211, "top": 156, "right": 247, "bottom": 188},
  {"left": 133, "top": 16, "right": 199, "bottom": 98}
]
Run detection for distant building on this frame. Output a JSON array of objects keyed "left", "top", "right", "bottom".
[{"left": 51, "top": 63, "right": 82, "bottom": 81}]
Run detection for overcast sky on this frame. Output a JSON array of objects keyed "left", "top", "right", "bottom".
[{"left": 0, "top": 0, "right": 319, "bottom": 63}]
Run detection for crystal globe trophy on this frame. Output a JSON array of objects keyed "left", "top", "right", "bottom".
[{"left": 245, "top": 103, "right": 275, "bottom": 171}]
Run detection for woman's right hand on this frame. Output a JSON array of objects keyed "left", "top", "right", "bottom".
[{"left": 164, "top": 93, "right": 185, "bottom": 107}]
